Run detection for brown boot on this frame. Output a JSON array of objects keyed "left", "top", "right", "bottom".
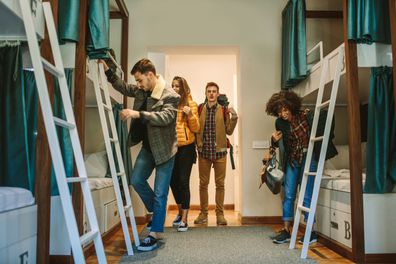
[
  {"left": 216, "top": 214, "right": 228, "bottom": 225},
  {"left": 194, "top": 212, "right": 208, "bottom": 224}
]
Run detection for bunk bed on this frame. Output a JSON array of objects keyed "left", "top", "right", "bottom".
[
  {"left": 291, "top": 2, "right": 396, "bottom": 261},
  {"left": 0, "top": 0, "right": 45, "bottom": 262},
  {"left": 0, "top": 187, "right": 37, "bottom": 262},
  {"left": 0, "top": 0, "right": 44, "bottom": 41}
]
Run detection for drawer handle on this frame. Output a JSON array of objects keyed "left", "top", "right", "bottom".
[{"left": 330, "top": 221, "right": 338, "bottom": 230}]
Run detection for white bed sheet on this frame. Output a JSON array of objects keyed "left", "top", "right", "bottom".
[
  {"left": 0, "top": 187, "right": 35, "bottom": 212},
  {"left": 88, "top": 178, "right": 113, "bottom": 190}
]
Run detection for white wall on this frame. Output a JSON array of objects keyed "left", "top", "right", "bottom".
[{"left": 106, "top": 0, "right": 345, "bottom": 218}]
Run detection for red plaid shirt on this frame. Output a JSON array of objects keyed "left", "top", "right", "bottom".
[
  {"left": 200, "top": 104, "right": 227, "bottom": 160},
  {"left": 288, "top": 112, "right": 310, "bottom": 164}
]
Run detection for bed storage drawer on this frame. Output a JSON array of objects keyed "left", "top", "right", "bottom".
[
  {"left": 316, "top": 205, "right": 331, "bottom": 238},
  {"left": 90, "top": 187, "right": 116, "bottom": 208},
  {"left": 318, "top": 188, "right": 331, "bottom": 207},
  {"left": 330, "top": 209, "right": 352, "bottom": 248},
  {"left": 83, "top": 206, "right": 105, "bottom": 235},
  {"left": 105, "top": 200, "right": 120, "bottom": 232},
  {"left": 0, "top": 235, "right": 36, "bottom": 264},
  {"left": 0, "top": 205, "right": 37, "bottom": 249},
  {"left": 331, "top": 190, "right": 351, "bottom": 213}
]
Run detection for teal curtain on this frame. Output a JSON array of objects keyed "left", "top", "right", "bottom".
[
  {"left": 0, "top": 45, "right": 37, "bottom": 193},
  {"left": 281, "top": 0, "right": 307, "bottom": 90},
  {"left": 364, "top": 67, "right": 396, "bottom": 193},
  {"left": 22, "top": 71, "right": 39, "bottom": 193},
  {"left": 87, "top": 0, "right": 110, "bottom": 59},
  {"left": 58, "top": 0, "right": 81, "bottom": 43},
  {"left": 108, "top": 103, "right": 133, "bottom": 185},
  {"left": 51, "top": 69, "right": 74, "bottom": 195},
  {"left": 348, "top": 0, "right": 391, "bottom": 44}
]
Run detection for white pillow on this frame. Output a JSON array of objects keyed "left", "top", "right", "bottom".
[{"left": 84, "top": 151, "right": 108, "bottom": 177}]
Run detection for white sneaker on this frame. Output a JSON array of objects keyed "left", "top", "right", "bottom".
[
  {"left": 172, "top": 215, "right": 182, "bottom": 227},
  {"left": 177, "top": 222, "right": 188, "bottom": 232}
]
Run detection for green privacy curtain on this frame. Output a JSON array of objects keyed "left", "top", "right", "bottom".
[
  {"left": 22, "top": 71, "right": 39, "bottom": 193},
  {"left": 107, "top": 103, "right": 133, "bottom": 185},
  {"left": 51, "top": 69, "right": 74, "bottom": 195},
  {"left": 0, "top": 44, "right": 37, "bottom": 193},
  {"left": 87, "top": 0, "right": 110, "bottom": 59},
  {"left": 281, "top": 0, "right": 307, "bottom": 90},
  {"left": 364, "top": 67, "right": 396, "bottom": 193},
  {"left": 348, "top": 0, "right": 391, "bottom": 44},
  {"left": 58, "top": 0, "right": 81, "bottom": 43}
]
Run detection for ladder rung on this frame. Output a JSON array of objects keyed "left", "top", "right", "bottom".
[
  {"left": 109, "top": 138, "right": 118, "bottom": 143},
  {"left": 304, "top": 172, "right": 317, "bottom": 177},
  {"left": 103, "top": 104, "right": 112, "bottom": 111},
  {"left": 41, "top": 57, "right": 64, "bottom": 77},
  {"left": 53, "top": 117, "right": 76, "bottom": 129},
  {"left": 117, "top": 172, "right": 125, "bottom": 176},
  {"left": 298, "top": 205, "right": 311, "bottom": 213},
  {"left": 311, "top": 136, "right": 324, "bottom": 142},
  {"left": 80, "top": 230, "right": 99, "bottom": 245},
  {"left": 124, "top": 204, "right": 132, "bottom": 211},
  {"left": 317, "top": 100, "right": 330, "bottom": 109},
  {"left": 66, "top": 177, "right": 87, "bottom": 183}
]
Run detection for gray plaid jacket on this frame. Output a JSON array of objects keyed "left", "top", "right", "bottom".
[{"left": 106, "top": 72, "right": 180, "bottom": 165}]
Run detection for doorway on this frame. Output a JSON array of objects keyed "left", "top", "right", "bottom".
[{"left": 148, "top": 48, "right": 241, "bottom": 213}]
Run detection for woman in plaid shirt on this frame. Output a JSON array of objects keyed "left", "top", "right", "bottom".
[{"left": 266, "top": 91, "right": 319, "bottom": 245}]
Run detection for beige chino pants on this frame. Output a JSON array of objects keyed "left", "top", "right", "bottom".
[{"left": 198, "top": 156, "right": 227, "bottom": 215}]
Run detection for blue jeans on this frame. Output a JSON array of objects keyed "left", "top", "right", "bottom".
[
  {"left": 131, "top": 148, "right": 175, "bottom": 232},
  {"left": 283, "top": 156, "right": 317, "bottom": 222}
]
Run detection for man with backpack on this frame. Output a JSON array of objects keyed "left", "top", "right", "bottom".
[{"left": 194, "top": 82, "right": 238, "bottom": 225}]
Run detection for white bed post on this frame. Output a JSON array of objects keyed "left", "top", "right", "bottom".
[
  {"left": 88, "top": 59, "right": 140, "bottom": 255},
  {"left": 19, "top": 1, "right": 107, "bottom": 263},
  {"left": 289, "top": 45, "right": 345, "bottom": 259}
]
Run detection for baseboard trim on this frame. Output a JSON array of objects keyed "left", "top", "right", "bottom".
[
  {"left": 240, "top": 216, "right": 283, "bottom": 225},
  {"left": 167, "top": 204, "right": 235, "bottom": 211},
  {"left": 84, "top": 221, "right": 122, "bottom": 258},
  {"left": 49, "top": 255, "right": 72, "bottom": 264},
  {"left": 298, "top": 222, "right": 353, "bottom": 261},
  {"left": 365, "top": 253, "right": 396, "bottom": 263},
  {"left": 316, "top": 233, "right": 353, "bottom": 261}
]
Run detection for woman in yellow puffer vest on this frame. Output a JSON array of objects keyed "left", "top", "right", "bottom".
[{"left": 170, "top": 76, "right": 200, "bottom": 232}]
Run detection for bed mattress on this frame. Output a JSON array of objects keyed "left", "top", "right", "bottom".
[
  {"left": 88, "top": 178, "right": 114, "bottom": 190},
  {"left": 0, "top": 187, "right": 35, "bottom": 212}
]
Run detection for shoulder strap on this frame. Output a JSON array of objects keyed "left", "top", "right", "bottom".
[{"left": 198, "top": 103, "right": 204, "bottom": 116}]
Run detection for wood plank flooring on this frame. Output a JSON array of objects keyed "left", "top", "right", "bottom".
[{"left": 86, "top": 209, "right": 354, "bottom": 263}]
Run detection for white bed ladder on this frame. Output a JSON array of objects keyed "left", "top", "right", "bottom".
[
  {"left": 289, "top": 44, "right": 345, "bottom": 259},
  {"left": 19, "top": 1, "right": 107, "bottom": 263},
  {"left": 88, "top": 59, "right": 140, "bottom": 255}
]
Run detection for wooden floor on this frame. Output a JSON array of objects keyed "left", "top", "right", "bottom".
[{"left": 86, "top": 209, "right": 354, "bottom": 263}]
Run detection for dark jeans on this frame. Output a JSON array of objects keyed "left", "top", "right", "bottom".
[
  {"left": 131, "top": 148, "right": 175, "bottom": 233},
  {"left": 170, "top": 143, "right": 196, "bottom": 210}
]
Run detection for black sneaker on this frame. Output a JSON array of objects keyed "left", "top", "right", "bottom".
[
  {"left": 299, "top": 231, "right": 318, "bottom": 244},
  {"left": 146, "top": 221, "right": 152, "bottom": 231},
  {"left": 269, "top": 229, "right": 282, "bottom": 240},
  {"left": 273, "top": 229, "right": 291, "bottom": 244},
  {"left": 172, "top": 215, "right": 182, "bottom": 227},
  {"left": 137, "top": 235, "right": 158, "bottom": 251},
  {"left": 177, "top": 222, "right": 188, "bottom": 232}
]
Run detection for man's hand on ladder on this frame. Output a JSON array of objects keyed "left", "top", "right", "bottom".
[{"left": 98, "top": 59, "right": 109, "bottom": 71}]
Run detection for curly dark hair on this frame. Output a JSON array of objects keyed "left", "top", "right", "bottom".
[{"left": 265, "top": 91, "right": 302, "bottom": 117}]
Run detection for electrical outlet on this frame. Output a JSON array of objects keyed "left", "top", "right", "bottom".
[{"left": 252, "top": 140, "right": 270, "bottom": 149}]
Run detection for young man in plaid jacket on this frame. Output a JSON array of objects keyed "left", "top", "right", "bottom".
[{"left": 102, "top": 58, "right": 180, "bottom": 251}]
